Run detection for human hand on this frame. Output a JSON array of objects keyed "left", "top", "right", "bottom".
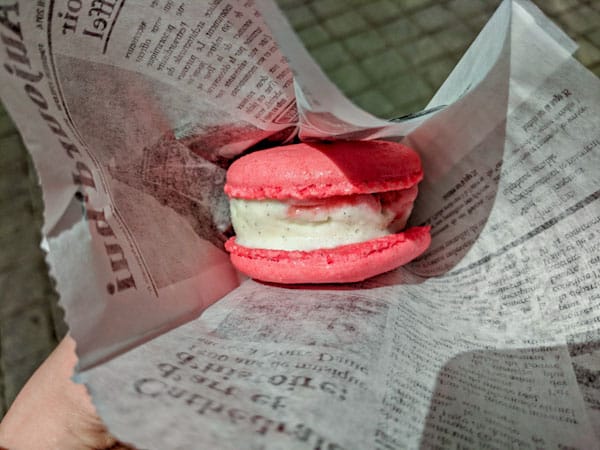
[{"left": 0, "top": 336, "right": 134, "bottom": 449}]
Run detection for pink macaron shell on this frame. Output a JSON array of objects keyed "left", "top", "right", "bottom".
[
  {"left": 225, "top": 140, "right": 423, "bottom": 200},
  {"left": 224, "top": 226, "right": 431, "bottom": 284}
]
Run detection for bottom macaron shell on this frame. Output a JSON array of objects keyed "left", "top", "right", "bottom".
[{"left": 225, "top": 226, "right": 431, "bottom": 284}]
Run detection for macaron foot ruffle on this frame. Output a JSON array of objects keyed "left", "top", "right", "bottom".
[{"left": 225, "top": 226, "right": 431, "bottom": 284}]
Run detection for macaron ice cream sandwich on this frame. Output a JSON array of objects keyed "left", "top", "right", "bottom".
[{"left": 224, "top": 140, "right": 431, "bottom": 284}]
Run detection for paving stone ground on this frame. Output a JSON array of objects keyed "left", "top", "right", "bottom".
[
  {"left": 278, "top": 0, "right": 600, "bottom": 118},
  {"left": 0, "top": 107, "right": 64, "bottom": 417},
  {"left": 1, "top": 0, "right": 599, "bottom": 418}
]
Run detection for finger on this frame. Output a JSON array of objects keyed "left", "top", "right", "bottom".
[{"left": 0, "top": 336, "right": 133, "bottom": 450}]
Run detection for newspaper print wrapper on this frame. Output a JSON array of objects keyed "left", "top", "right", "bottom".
[{"left": 0, "top": 0, "right": 599, "bottom": 448}]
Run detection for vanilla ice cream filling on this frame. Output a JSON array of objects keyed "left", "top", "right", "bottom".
[{"left": 230, "top": 188, "right": 416, "bottom": 251}]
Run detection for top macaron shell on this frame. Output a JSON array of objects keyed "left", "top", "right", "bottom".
[{"left": 224, "top": 140, "right": 424, "bottom": 200}]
